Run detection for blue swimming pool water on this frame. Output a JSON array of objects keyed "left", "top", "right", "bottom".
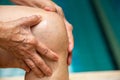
[
  {"left": 0, "top": 68, "right": 73, "bottom": 77},
  {"left": 0, "top": 68, "right": 25, "bottom": 77}
]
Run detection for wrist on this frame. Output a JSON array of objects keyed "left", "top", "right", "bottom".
[{"left": 0, "top": 48, "right": 14, "bottom": 68}]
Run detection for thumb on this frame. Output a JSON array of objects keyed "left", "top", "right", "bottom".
[
  {"left": 37, "top": 0, "right": 56, "bottom": 12},
  {"left": 9, "top": 15, "right": 41, "bottom": 28}
]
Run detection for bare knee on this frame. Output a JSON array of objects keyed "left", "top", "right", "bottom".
[
  {"left": 25, "top": 12, "right": 69, "bottom": 80},
  {"left": 32, "top": 12, "right": 68, "bottom": 53}
]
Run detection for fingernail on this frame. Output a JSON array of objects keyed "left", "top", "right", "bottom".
[
  {"left": 54, "top": 54, "right": 59, "bottom": 61},
  {"left": 25, "top": 67, "right": 30, "bottom": 72},
  {"left": 37, "top": 15, "right": 41, "bottom": 18},
  {"left": 44, "top": 7, "right": 54, "bottom": 11},
  {"left": 32, "top": 15, "right": 41, "bottom": 20},
  {"left": 69, "top": 43, "right": 73, "bottom": 52},
  {"left": 47, "top": 70, "right": 52, "bottom": 76},
  {"left": 26, "top": 69, "right": 30, "bottom": 72},
  {"left": 36, "top": 15, "right": 42, "bottom": 20}
]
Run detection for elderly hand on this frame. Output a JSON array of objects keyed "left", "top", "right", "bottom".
[
  {"left": 11, "top": 0, "right": 56, "bottom": 11},
  {"left": 0, "top": 15, "right": 58, "bottom": 77},
  {"left": 11, "top": 0, "right": 74, "bottom": 65}
]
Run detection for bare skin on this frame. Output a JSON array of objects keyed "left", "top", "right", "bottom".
[
  {"left": 11, "top": 0, "right": 74, "bottom": 65},
  {"left": 11, "top": 0, "right": 56, "bottom": 11},
  {"left": 0, "top": 6, "right": 69, "bottom": 80},
  {"left": 0, "top": 0, "right": 73, "bottom": 77}
]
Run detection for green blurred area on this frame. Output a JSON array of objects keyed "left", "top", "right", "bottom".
[
  {"left": 53, "top": 0, "right": 113, "bottom": 72},
  {"left": 0, "top": 0, "right": 13, "bottom": 5},
  {"left": 0, "top": 0, "right": 120, "bottom": 73}
]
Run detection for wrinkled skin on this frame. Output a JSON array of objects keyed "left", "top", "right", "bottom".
[
  {"left": 0, "top": 15, "right": 59, "bottom": 77},
  {"left": 11, "top": 0, "right": 74, "bottom": 65},
  {"left": 0, "top": 6, "right": 69, "bottom": 80},
  {"left": 1, "top": 0, "right": 74, "bottom": 77}
]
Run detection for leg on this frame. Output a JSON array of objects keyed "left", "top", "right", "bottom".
[{"left": 0, "top": 6, "right": 69, "bottom": 80}]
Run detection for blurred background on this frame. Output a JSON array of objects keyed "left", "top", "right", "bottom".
[{"left": 0, "top": 0, "right": 120, "bottom": 78}]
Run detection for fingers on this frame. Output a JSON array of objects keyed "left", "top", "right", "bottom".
[
  {"left": 67, "top": 30, "right": 73, "bottom": 65},
  {"left": 20, "top": 60, "right": 30, "bottom": 72},
  {"left": 21, "top": 46, "right": 52, "bottom": 76},
  {"left": 36, "top": 41, "right": 59, "bottom": 61},
  {"left": 11, "top": 0, "right": 64, "bottom": 17},
  {"left": 11, "top": 0, "right": 56, "bottom": 12},
  {"left": 64, "top": 19, "right": 74, "bottom": 65},
  {"left": 68, "top": 31, "right": 74, "bottom": 52},
  {"left": 34, "top": 0, "right": 56, "bottom": 11},
  {"left": 11, "top": 0, "right": 39, "bottom": 8},
  {"left": 67, "top": 51, "right": 72, "bottom": 65},
  {"left": 64, "top": 19, "right": 74, "bottom": 52},
  {"left": 24, "top": 58, "right": 45, "bottom": 78},
  {"left": 31, "top": 52, "right": 52, "bottom": 76},
  {"left": 54, "top": 4, "right": 65, "bottom": 17},
  {"left": 8, "top": 15, "right": 41, "bottom": 28},
  {"left": 10, "top": 0, "right": 27, "bottom": 5}
]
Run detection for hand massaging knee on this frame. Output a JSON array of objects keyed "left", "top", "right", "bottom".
[{"left": 0, "top": 6, "right": 69, "bottom": 80}]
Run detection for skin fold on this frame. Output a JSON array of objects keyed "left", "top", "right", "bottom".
[{"left": 0, "top": 6, "right": 69, "bottom": 80}]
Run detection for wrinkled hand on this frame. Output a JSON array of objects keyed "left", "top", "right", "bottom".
[
  {"left": 0, "top": 15, "right": 58, "bottom": 77},
  {"left": 11, "top": 0, "right": 74, "bottom": 65},
  {"left": 0, "top": 47, "right": 30, "bottom": 71},
  {"left": 11, "top": 0, "right": 56, "bottom": 11}
]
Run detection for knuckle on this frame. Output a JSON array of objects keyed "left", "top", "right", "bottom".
[
  {"left": 42, "top": 48, "right": 49, "bottom": 55},
  {"left": 28, "top": 37, "right": 37, "bottom": 45},
  {"left": 30, "top": 64, "right": 36, "bottom": 70},
  {"left": 45, "top": 68, "right": 51, "bottom": 73},
  {"left": 36, "top": 73, "right": 44, "bottom": 78},
  {"left": 35, "top": 71, "right": 42, "bottom": 75},
  {"left": 30, "top": 39, "right": 37, "bottom": 45},
  {"left": 38, "top": 61, "right": 44, "bottom": 66},
  {"left": 58, "top": 6, "right": 62, "bottom": 11},
  {"left": 18, "top": 17, "right": 28, "bottom": 26},
  {"left": 36, "top": 74, "right": 42, "bottom": 78},
  {"left": 56, "top": 6, "right": 64, "bottom": 17}
]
